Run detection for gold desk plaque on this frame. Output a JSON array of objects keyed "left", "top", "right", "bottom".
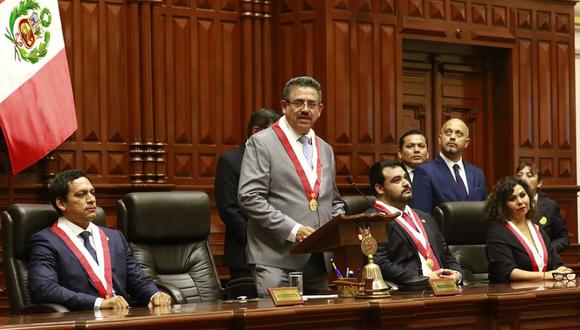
[
  {"left": 429, "top": 278, "right": 460, "bottom": 296},
  {"left": 268, "top": 287, "right": 304, "bottom": 306}
]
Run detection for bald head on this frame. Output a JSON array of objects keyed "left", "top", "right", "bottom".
[{"left": 438, "top": 118, "right": 470, "bottom": 162}]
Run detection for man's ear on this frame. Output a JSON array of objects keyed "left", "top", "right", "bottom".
[
  {"left": 397, "top": 150, "right": 402, "bottom": 160},
  {"left": 374, "top": 183, "right": 385, "bottom": 196},
  {"left": 55, "top": 198, "right": 66, "bottom": 212},
  {"left": 537, "top": 179, "right": 543, "bottom": 189}
]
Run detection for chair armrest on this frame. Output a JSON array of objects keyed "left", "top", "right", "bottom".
[
  {"left": 155, "top": 281, "right": 186, "bottom": 304},
  {"left": 20, "top": 303, "right": 69, "bottom": 314}
]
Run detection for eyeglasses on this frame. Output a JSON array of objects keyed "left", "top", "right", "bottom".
[
  {"left": 552, "top": 272, "right": 577, "bottom": 281},
  {"left": 285, "top": 99, "right": 320, "bottom": 110},
  {"left": 552, "top": 280, "right": 577, "bottom": 288}
]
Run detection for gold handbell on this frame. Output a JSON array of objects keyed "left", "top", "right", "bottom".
[{"left": 362, "top": 255, "right": 390, "bottom": 295}]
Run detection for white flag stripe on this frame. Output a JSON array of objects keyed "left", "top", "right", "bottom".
[{"left": 0, "top": 0, "right": 65, "bottom": 102}]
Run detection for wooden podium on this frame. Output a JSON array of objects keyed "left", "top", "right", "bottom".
[{"left": 290, "top": 212, "right": 397, "bottom": 277}]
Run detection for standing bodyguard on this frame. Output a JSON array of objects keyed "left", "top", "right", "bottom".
[{"left": 215, "top": 108, "right": 280, "bottom": 280}]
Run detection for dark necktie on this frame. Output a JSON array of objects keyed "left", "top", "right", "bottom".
[
  {"left": 453, "top": 164, "right": 469, "bottom": 201},
  {"left": 79, "top": 231, "right": 98, "bottom": 264},
  {"left": 298, "top": 135, "right": 313, "bottom": 170},
  {"left": 401, "top": 212, "right": 418, "bottom": 232}
]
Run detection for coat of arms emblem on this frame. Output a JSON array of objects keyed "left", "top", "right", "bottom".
[{"left": 4, "top": 0, "right": 52, "bottom": 63}]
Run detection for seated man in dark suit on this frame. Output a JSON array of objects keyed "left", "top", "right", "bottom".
[
  {"left": 28, "top": 169, "right": 172, "bottom": 311},
  {"left": 367, "top": 160, "right": 462, "bottom": 286}
]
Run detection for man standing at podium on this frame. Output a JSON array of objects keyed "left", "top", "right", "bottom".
[
  {"left": 366, "top": 160, "right": 462, "bottom": 286},
  {"left": 239, "top": 76, "right": 344, "bottom": 298}
]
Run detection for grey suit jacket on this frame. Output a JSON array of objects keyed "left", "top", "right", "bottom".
[{"left": 238, "top": 126, "right": 344, "bottom": 269}]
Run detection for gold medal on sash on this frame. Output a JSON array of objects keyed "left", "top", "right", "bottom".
[
  {"left": 309, "top": 199, "right": 318, "bottom": 212},
  {"left": 426, "top": 258, "right": 434, "bottom": 270}
]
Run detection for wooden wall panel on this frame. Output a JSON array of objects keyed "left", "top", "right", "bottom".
[
  {"left": 0, "top": 1, "right": 578, "bottom": 311},
  {"left": 379, "top": 25, "right": 397, "bottom": 145},
  {"left": 517, "top": 39, "right": 533, "bottom": 148},
  {"left": 333, "top": 21, "right": 352, "bottom": 144},
  {"left": 356, "top": 23, "right": 373, "bottom": 144}
]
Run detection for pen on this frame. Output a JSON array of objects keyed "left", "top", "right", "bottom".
[{"left": 331, "top": 259, "right": 343, "bottom": 278}]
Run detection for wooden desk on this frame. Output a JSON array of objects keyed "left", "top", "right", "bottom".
[{"left": 1, "top": 281, "right": 579, "bottom": 329}]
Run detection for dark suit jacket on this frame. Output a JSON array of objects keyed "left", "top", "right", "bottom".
[
  {"left": 28, "top": 226, "right": 159, "bottom": 311},
  {"left": 534, "top": 196, "right": 569, "bottom": 254},
  {"left": 410, "top": 155, "right": 488, "bottom": 213},
  {"left": 486, "top": 222, "right": 562, "bottom": 283},
  {"left": 368, "top": 207, "right": 462, "bottom": 285},
  {"left": 215, "top": 144, "right": 250, "bottom": 270}
]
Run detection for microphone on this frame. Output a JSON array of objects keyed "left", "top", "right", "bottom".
[{"left": 346, "top": 175, "right": 374, "bottom": 208}]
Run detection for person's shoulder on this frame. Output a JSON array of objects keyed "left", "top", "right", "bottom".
[
  {"left": 538, "top": 195, "right": 557, "bottom": 208},
  {"left": 219, "top": 145, "right": 244, "bottom": 161},
  {"left": 486, "top": 221, "right": 508, "bottom": 240},
  {"left": 416, "top": 157, "right": 442, "bottom": 172},
  {"left": 30, "top": 226, "right": 54, "bottom": 241},
  {"left": 463, "top": 160, "right": 485, "bottom": 174},
  {"left": 364, "top": 207, "right": 380, "bottom": 214}
]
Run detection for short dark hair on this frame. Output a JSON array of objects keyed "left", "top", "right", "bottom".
[
  {"left": 515, "top": 162, "right": 543, "bottom": 181},
  {"left": 398, "top": 129, "right": 427, "bottom": 150},
  {"left": 247, "top": 108, "right": 280, "bottom": 137},
  {"left": 485, "top": 176, "right": 536, "bottom": 224},
  {"left": 49, "top": 169, "right": 91, "bottom": 215},
  {"left": 283, "top": 76, "right": 323, "bottom": 102},
  {"left": 368, "top": 160, "right": 405, "bottom": 197}
]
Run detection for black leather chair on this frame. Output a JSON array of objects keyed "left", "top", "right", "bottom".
[
  {"left": 432, "top": 201, "right": 489, "bottom": 284},
  {"left": 117, "top": 191, "right": 225, "bottom": 304},
  {"left": 2, "top": 204, "right": 105, "bottom": 314},
  {"left": 341, "top": 195, "right": 376, "bottom": 215}
]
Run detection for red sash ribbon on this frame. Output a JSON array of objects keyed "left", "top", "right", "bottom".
[
  {"left": 504, "top": 221, "right": 548, "bottom": 272},
  {"left": 272, "top": 121, "right": 322, "bottom": 204},
  {"left": 51, "top": 223, "right": 113, "bottom": 298},
  {"left": 372, "top": 202, "right": 441, "bottom": 270}
]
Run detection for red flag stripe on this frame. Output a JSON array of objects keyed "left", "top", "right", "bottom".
[{"left": 0, "top": 49, "right": 76, "bottom": 174}]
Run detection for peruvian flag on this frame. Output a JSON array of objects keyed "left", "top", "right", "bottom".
[{"left": 0, "top": 0, "right": 76, "bottom": 174}]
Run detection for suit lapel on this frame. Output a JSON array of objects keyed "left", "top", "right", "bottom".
[{"left": 463, "top": 162, "right": 475, "bottom": 200}]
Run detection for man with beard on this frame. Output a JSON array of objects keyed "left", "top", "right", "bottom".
[
  {"left": 397, "top": 129, "right": 429, "bottom": 182},
  {"left": 366, "top": 160, "right": 462, "bottom": 286},
  {"left": 238, "top": 76, "right": 344, "bottom": 298},
  {"left": 410, "top": 118, "right": 487, "bottom": 213}
]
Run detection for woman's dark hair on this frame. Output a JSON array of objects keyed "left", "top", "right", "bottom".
[{"left": 485, "top": 176, "right": 536, "bottom": 224}]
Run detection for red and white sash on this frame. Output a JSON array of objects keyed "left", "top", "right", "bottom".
[
  {"left": 372, "top": 201, "right": 441, "bottom": 270},
  {"left": 51, "top": 223, "right": 113, "bottom": 298},
  {"left": 505, "top": 220, "right": 548, "bottom": 272},
  {"left": 272, "top": 121, "right": 322, "bottom": 205}
]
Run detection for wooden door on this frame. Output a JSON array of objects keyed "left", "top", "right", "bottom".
[{"left": 401, "top": 41, "right": 491, "bottom": 172}]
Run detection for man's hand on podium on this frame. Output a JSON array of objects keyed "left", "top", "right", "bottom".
[{"left": 296, "top": 226, "right": 315, "bottom": 243}]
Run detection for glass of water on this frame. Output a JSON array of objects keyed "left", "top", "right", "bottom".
[{"left": 288, "top": 271, "right": 304, "bottom": 295}]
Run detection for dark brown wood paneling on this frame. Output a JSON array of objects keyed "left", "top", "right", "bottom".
[{"left": 0, "top": 1, "right": 578, "bottom": 316}]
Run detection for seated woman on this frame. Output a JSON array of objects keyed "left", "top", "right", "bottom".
[
  {"left": 485, "top": 176, "right": 572, "bottom": 282},
  {"left": 516, "top": 162, "right": 570, "bottom": 254}
]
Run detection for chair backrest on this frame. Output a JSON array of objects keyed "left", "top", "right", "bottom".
[
  {"left": 117, "top": 191, "right": 222, "bottom": 303},
  {"left": 432, "top": 201, "right": 489, "bottom": 284},
  {"left": 1, "top": 204, "right": 105, "bottom": 314},
  {"left": 342, "top": 195, "right": 376, "bottom": 215}
]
